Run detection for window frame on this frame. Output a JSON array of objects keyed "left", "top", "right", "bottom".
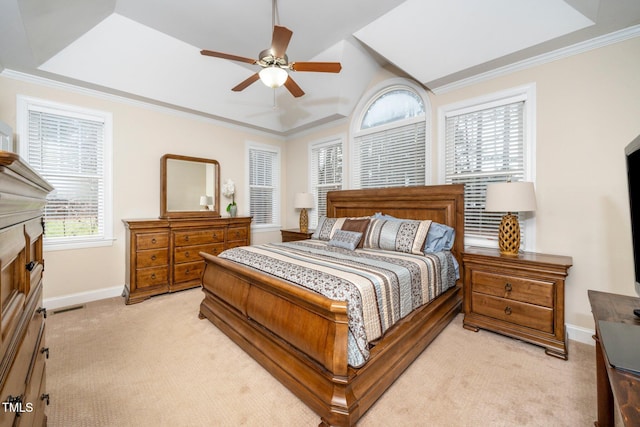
[
  {"left": 438, "top": 83, "right": 537, "bottom": 250},
  {"left": 349, "top": 78, "right": 431, "bottom": 190},
  {"left": 308, "top": 135, "right": 344, "bottom": 229},
  {"left": 245, "top": 141, "right": 281, "bottom": 231},
  {"left": 16, "top": 95, "right": 113, "bottom": 251}
]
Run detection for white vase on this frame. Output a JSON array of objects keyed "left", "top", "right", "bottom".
[{"left": 229, "top": 205, "right": 237, "bottom": 217}]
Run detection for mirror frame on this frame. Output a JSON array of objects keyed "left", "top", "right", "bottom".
[{"left": 160, "top": 154, "right": 221, "bottom": 219}]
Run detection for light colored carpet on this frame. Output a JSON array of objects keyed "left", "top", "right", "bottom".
[{"left": 46, "top": 288, "right": 596, "bottom": 426}]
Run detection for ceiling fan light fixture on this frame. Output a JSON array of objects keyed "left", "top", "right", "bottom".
[{"left": 259, "top": 66, "right": 288, "bottom": 88}]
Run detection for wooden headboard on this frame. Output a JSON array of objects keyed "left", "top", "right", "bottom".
[{"left": 326, "top": 185, "right": 465, "bottom": 267}]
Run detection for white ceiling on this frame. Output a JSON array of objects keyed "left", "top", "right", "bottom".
[{"left": 1, "top": 0, "right": 639, "bottom": 136}]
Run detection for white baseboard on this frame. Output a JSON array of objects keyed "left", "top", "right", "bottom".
[
  {"left": 567, "top": 323, "right": 595, "bottom": 346},
  {"left": 44, "top": 286, "right": 123, "bottom": 311}
]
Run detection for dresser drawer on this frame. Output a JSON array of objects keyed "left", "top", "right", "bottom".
[
  {"left": 227, "top": 226, "right": 248, "bottom": 243},
  {"left": 174, "top": 261, "right": 205, "bottom": 283},
  {"left": 135, "top": 266, "right": 169, "bottom": 289},
  {"left": 174, "top": 244, "right": 224, "bottom": 263},
  {"left": 136, "top": 248, "right": 169, "bottom": 268},
  {"left": 174, "top": 229, "right": 225, "bottom": 246},
  {"left": 472, "top": 293, "right": 554, "bottom": 333},
  {"left": 471, "top": 270, "right": 554, "bottom": 308},
  {"left": 136, "top": 232, "right": 169, "bottom": 250}
]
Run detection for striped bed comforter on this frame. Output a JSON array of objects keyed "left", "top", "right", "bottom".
[{"left": 219, "top": 240, "right": 458, "bottom": 367}]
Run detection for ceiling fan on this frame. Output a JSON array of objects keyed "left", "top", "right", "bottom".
[{"left": 200, "top": 1, "right": 342, "bottom": 98}]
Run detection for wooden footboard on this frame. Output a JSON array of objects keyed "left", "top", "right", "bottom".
[
  {"left": 198, "top": 185, "right": 465, "bottom": 426},
  {"left": 199, "top": 254, "right": 462, "bottom": 426}
]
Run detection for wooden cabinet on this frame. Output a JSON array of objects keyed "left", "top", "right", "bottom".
[
  {"left": 462, "top": 247, "right": 572, "bottom": 359},
  {"left": 123, "top": 216, "right": 251, "bottom": 304},
  {"left": 0, "top": 151, "right": 53, "bottom": 427},
  {"left": 280, "top": 228, "right": 314, "bottom": 242}
]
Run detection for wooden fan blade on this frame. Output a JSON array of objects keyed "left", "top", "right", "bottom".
[
  {"left": 232, "top": 73, "right": 260, "bottom": 92},
  {"left": 271, "top": 25, "right": 293, "bottom": 59},
  {"left": 290, "top": 62, "right": 342, "bottom": 73},
  {"left": 284, "top": 76, "right": 305, "bottom": 98},
  {"left": 201, "top": 50, "right": 256, "bottom": 65}
]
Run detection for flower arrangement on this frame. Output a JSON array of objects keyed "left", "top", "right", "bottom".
[{"left": 222, "top": 178, "right": 236, "bottom": 213}]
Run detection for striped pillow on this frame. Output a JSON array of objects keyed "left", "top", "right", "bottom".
[
  {"left": 311, "top": 216, "right": 346, "bottom": 241},
  {"left": 363, "top": 218, "right": 432, "bottom": 255}
]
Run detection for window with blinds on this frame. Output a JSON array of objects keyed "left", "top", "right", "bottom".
[
  {"left": 309, "top": 139, "right": 342, "bottom": 228},
  {"left": 248, "top": 144, "right": 280, "bottom": 227},
  {"left": 444, "top": 99, "right": 528, "bottom": 245},
  {"left": 17, "top": 96, "right": 112, "bottom": 249},
  {"left": 352, "top": 87, "right": 428, "bottom": 189}
]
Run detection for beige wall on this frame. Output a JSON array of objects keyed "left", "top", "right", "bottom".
[
  {"left": 1, "top": 35, "right": 639, "bottom": 332},
  {"left": 285, "top": 36, "right": 640, "bottom": 332},
  {"left": 0, "top": 74, "right": 284, "bottom": 302}
]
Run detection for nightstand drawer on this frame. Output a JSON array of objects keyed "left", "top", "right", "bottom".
[
  {"left": 471, "top": 271, "right": 554, "bottom": 308},
  {"left": 472, "top": 293, "right": 554, "bottom": 333}
]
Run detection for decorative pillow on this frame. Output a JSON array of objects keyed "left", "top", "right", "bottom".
[
  {"left": 312, "top": 216, "right": 346, "bottom": 241},
  {"left": 341, "top": 218, "right": 370, "bottom": 248},
  {"left": 423, "top": 222, "right": 455, "bottom": 253},
  {"left": 363, "top": 217, "right": 432, "bottom": 255},
  {"left": 372, "top": 213, "right": 455, "bottom": 253},
  {"left": 327, "top": 230, "right": 363, "bottom": 251}
]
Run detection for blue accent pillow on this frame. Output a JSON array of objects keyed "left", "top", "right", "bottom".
[{"left": 328, "top": 230, "right": 363, "bottom": 251}]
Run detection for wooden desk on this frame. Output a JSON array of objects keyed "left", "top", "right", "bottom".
[{"left": 588, "top": 290, "right": 640, "bottom": 427}]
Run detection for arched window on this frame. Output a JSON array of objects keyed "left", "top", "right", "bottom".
[{"left": 351, "top": 79, "right": 430, "bottom": 189}]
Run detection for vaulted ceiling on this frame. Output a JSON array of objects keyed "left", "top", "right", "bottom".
[{"left": 1, "top": 0, "right": 639, "bottom": 136}]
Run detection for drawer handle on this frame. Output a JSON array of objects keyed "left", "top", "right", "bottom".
[
  {"left": 504, "top": 282, "right": 512, "bottom": 292},
  {"left": 151, "top": 255, "right": 157, "bottom": 261},
  {"left": 151, "top": 238, "right": 157, "bottom": 244},
  {"left": 185, "top": 236, "right": 190, "bottom": 242},
  {"left": 151, "top": 273, "right": 156, "bottom": 280},
  {"left": 41, "top": 393, "right": 50, "bottom": 405},
  {"left": 504, "top": 306, "right": 512, "bottom": 315},
  {"left": 41, "top": 347, "right": 50, "bottom": 359},
  {"left": 185, "top": 251, "right": 190, "bottom": 257},
  {"left": 185, "top": 269, "right": 190, "bottom": 274},
  {"left": 37, "top": 307, "right": 47, "bottom": 319}
]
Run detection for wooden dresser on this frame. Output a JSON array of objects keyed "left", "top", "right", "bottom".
[
  {"left": 462, "top": 246, "right": 572, "bottom": 359},
  {"left": 0, "top": 151, "right": 53, "bottom": 427},
  {"left": 122, "top": 216, "right": 251, "bottom": 304}
]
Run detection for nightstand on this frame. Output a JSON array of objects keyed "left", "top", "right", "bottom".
[
  {"left": 462, "top": 247, "right": 573, "bottom": 359},
  {"left": 281, "top": 228, "right": 314, "bottom": 242}
]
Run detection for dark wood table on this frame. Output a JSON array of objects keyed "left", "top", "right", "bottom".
[{"left": 588, "top": 290, "right": 640, "bottom": 426}]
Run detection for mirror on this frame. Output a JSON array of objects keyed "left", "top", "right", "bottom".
[{"left": 160, "top": 154, "right": 220, "bottom": 218}]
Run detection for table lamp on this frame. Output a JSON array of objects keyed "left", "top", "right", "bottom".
[
  {"left": 485, "top": 182, "right": 536, "bottom": 256},
  {"left": 200, "top": 195, "right": 213, "bottom": 210},
  {"left": 294, "top": 193, "right": 314, "bottom": 233}
]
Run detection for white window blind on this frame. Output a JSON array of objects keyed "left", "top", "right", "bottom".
[
  {"left": 354, "top": 120, "right": 426, "bottom": 189},
  {"left": 24, "top": 104, "right": 108, "bottom": 246},
  {"left": 351, "top": 85, "right": 429, "bottom": 190},
  {"left": 310, "top": 139, "right": 342, "bottom": 227},
  {"left": 249, "top": 145, "right": 280, "bottom": 226},
  {"left": 444, "top": 101, "right": 526, "bottom": 241}
]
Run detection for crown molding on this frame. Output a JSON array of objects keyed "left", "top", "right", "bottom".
[
  {"left": 431, "top": 24, "right": 640, "bottom": 95},
  {"left": 0, "top": 69, "right": 287, "bottom": 141}
]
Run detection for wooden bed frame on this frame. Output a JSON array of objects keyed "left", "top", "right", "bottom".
[{"left": 199, "top": 185, "right": 465, "bottom": 426}]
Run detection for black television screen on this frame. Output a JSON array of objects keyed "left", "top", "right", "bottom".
[{"left": 625, "top": 134, "right": 640, "bottom": 297}]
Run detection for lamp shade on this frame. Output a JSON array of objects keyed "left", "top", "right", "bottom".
[
  {"left": 294, "top": 193, "right": 314, "bottom": 209},
  {"left": 485, "top": 182, "right": 537, "bottom": 212},
  {"left": 259, "top": 66, "right": 288, "bottom": 88}
]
